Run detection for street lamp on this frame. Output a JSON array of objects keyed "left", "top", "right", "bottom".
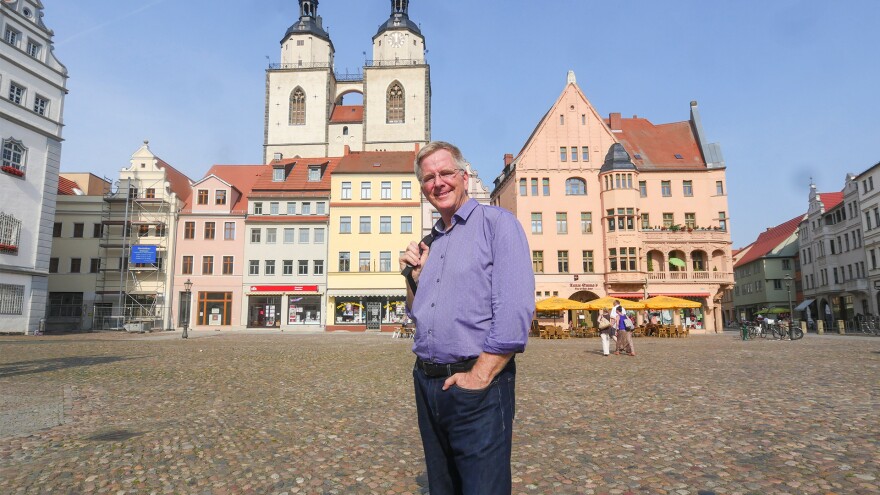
[
  {"left": 784, "top": 274, "right": 793, "bottom": 337},
  {"left": 183, "top": 278, "right": 193, "bottom": 339}
]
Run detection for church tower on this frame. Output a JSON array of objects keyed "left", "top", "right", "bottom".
[
  {"left": 264, "top": 1, "right": 430, "bottom": 162},
  {"left": 364, "top": 0, "right": 431, "bottom": 151}
]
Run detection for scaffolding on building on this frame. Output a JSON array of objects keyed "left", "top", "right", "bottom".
[{"left": 94, "top": 176, "right": 172, "bottom": 331}]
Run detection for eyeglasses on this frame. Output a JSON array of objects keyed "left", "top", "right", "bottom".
[{"left": 421, "top": 168, "right": 463, "bottom": 187}]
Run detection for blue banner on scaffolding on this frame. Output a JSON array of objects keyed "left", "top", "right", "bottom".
[{"left": 130, "top": 245, "right": 157, "bottom": 263}]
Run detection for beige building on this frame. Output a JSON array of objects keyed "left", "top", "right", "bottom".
[
  {"left": 46, "top": 174, "right": 109, "bottom": 332},
  {"left": 492, "top": 71, "right": 733, "bottom": 332},
  {"left": 326, "top": 149, "right": 420, "bottom": 331},
  {"left": 264, "top": 0, "right": 430, "bottom": 162}
]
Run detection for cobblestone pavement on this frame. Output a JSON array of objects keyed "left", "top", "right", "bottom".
[{"left": 1, "top": 331, "right": 878, "bottom": 495}]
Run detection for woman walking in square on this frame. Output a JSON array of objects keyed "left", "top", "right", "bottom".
[{"left": 614, "top": 306, "right": 635, "bottom": 356}]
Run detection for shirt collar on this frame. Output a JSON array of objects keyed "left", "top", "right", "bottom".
[{"left": 432, "top": 198, "right": 478, "bottom": 235}]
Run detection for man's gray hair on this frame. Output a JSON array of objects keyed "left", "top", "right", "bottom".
[{"left": 414, "top": 141, "right": 469, "bottom": 182}]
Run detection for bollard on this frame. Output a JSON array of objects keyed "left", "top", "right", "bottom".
[
  {"left": 817, "top": 320, "right": 824, "bottom": 334},
  {"left": 838, "top": 320, "right": 846, "bottom": 335},
  {"left": 801, "top": 321, "right": 807, "bottom": 334},
  {"left": 741, "top": 324, "right": 749, "bottom": 340}
]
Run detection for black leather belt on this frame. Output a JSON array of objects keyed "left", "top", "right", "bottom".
[{"left": 416, "top": 357, "right": 478, "bottom": 378}]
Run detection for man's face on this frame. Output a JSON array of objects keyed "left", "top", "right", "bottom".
[{"left": 419, "top": 149, "right": 469, "bottom": 219}]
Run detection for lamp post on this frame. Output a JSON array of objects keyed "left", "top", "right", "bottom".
[
  {"left": 183, "top": 278, "right": 193, "bottom": 339},
  {"left": 785, "top": 274, "right": 793, "bottom": 337}
]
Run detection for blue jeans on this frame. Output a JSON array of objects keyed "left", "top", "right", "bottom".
[{"left": 413, "top": 358, "right": 516, "bottom": 495}]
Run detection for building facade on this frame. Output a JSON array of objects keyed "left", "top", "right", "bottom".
[
  {"left": 491, "top": 71, "right": 733, "bottom": 332},
  {"left": 799, "top": 177, "right": 869, "bottom": 329},
  {"left": 264, "top": 0, "right": 430, "bottom": 162},
  {"left": 326, "top": 149, "right": 419, "bottom": 331},
  {"left": 855, "top": 161, "right": 880, "bottom": 316},
  {"left": 0, "top": 0, "right": 67, "bottom": 334}
]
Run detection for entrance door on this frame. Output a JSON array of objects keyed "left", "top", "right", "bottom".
[
  {"left": 366, "top": 301, "right": 382, "bottom": 330},
  {"left": 93, "top": 303, "right": 113, "bottom": 329}
]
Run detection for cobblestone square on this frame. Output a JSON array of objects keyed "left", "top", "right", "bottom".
[{"left": 1, "top": 331, "right": 878, "bottom": 494}]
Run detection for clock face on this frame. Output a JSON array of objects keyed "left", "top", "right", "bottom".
[{"left": 389, "top": 32, "right": 405, "bottom": 48}]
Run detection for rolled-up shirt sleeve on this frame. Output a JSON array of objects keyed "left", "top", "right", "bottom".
[{"left": 483, "top": 212, "right": 535, "bottom": 355}]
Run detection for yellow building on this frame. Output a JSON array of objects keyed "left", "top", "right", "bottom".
[{"left": 326, "top": 149, "right": 421, "bottom": 331}]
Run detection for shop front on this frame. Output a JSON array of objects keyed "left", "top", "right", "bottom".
[
  {"left": 246, "top": 285, "right": 323, "bottom": 329},
  {"left": 327, "top": 290, "right": 407, "bottom": 332}
]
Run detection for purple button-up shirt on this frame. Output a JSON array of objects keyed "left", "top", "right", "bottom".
[{"left": 411, "top": 199, "right": 534, "bottom": 363}]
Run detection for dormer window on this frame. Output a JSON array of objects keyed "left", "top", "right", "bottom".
[
  {"left": 308, "top": 166, "right": 320, "bottom": 182},
  {"left": 273, "top": 167, "right": 285, "bottom": 182}
]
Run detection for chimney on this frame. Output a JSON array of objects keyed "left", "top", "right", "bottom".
[
  {"left": 344, "top": 145, "right": 350, "bottom": 155},
  {"left": 414, "top": 143, "right": 421, "bottom": 153},
  {"left": 504, "top": 154, "right": 513, "bottom": 167},
  {"left": 273, "top": 152, "right": 283, "bottom": 161},
  {"left": 609, "top": 113, "right": 622, "bottom": 130}
]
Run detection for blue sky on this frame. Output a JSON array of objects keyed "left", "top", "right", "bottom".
[{"left": 47, "top": 0, "right": 880, "bottom": 247}]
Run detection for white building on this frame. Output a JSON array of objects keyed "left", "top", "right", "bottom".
[
  {"left": 0, "top": 0, "right": 67, "bottom": 334},
  {"left": 855, "top": 161, "right": 880, "bottom": 315},
  {"left": 263, "top": 0, "right": 430, "bottom": 161}
]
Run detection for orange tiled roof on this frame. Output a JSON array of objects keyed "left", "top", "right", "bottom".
[
  {"left": 251, "top": 157, "right": 343, "bottom": 192},
  {"left": 330, "top": 105, "right": 364, "bottom": 124},
  {"left": 610, "top": 117, "right": 705, "bottom": 170},
  {"left": 818, "top": 191, "right": 843, "bottom": 211},
  {"left": 206, "top": 165, "right": 266, "bottom": 209},
  {"left": 334, "top": 150, "right": 415, "bottom": 174},
  {"left": 734, "top": 215, "right": 805, "bottom": 268},
  {"left": 57, "top": 176, "right": 81, "bottom": 195}
]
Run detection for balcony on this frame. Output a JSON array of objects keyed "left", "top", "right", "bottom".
[
  {"left": 606, "top": 270, "right": 734, "bottom": 284},
  {"left": 844, "top": 279, "right": 869, "bottom": 292},
  {"left": 640, "top": 228, "right": 730, "bottom": 244}
]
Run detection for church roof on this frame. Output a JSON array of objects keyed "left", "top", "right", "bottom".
[
  {"left": 610, "top": 117, "right": 706, "bottom": 170},
  {"left": 335, "top": 150, "right": 415, "bottom": 174},
  {"left": 375, "top": 14, "right": 421, "bottom": 38},
  {"left": 330, "top": 105, "right": 364, "bottom": 124}
]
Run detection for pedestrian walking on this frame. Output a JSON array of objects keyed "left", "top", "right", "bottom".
[
  {"left": 597, "top": 309, "right": 613, "bottom": 356},
  {"left": 613, "top": 306, "right": 635, "bottom": 356},
  {"left": 399, "top": 141, "right": 534, "bottom": 495}
]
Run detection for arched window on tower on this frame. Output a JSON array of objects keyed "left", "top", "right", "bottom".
[
  {"left": 387, "top": 82, "right": 405, "bottom": 124},
  {"left": 290, "top": 87, "right": 306, "bottom": 125}
]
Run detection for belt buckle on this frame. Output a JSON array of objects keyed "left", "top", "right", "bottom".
[{"left": 445, "top": 363, "right": 452, "bottom": 377}]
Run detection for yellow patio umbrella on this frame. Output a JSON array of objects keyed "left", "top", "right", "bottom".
[
  {"left": 535, "top": 296, "right": 587, "bottom": 311},
  {"left": 642, "top": 295, "right": 702, "bottom": 309},
  {"left": 579, "top": 296, "right": 646, "bottom": 311}
]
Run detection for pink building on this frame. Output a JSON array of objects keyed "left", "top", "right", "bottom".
[
  {"left": 491, "top": 72, "right": 734, "bottom": 332},
  {"left": 172, "top": 166, "right": 262, "bottom": 330}
]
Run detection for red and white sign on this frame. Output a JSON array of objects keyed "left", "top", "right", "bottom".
[{"left": 249, "top": 285, "right": 318, "bottom": 292}]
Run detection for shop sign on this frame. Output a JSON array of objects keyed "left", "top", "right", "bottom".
[
  {"left": 249, "top": 285, "right": 318, "bottom": 292},
  {"left": 569, "top": 283, "right": 598, "bottom": 289}
]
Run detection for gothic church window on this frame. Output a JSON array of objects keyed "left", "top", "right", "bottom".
[
  {"left": 387, "top": 82, "right": 405, "bottom": 124},
  {"left": 290, "top": 87, "right": 306, "bottom": 125}
]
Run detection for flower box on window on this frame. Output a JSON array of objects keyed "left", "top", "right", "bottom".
[
  {"left": 1, "top": 165, "right": 24, "bottom": 177},
  {"left": 0, "top": 243, "right": 18, "bottom": 253}
]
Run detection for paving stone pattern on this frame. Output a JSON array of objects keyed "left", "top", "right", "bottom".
[{"left": 0, "top": 332, "right": 878, "bottom": 494}]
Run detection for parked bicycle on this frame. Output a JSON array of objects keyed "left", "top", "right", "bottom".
[{"left": 769, "top": 322, "right": 803, "bottom": 340}]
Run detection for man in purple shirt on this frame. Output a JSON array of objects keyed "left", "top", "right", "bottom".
[{"left": 399, "top": 141, "right": 534, "bottom": 495}]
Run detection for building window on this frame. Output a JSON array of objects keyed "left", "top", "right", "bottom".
[
  {"left": 560, "top": 147, "right": 567, "bottom": 162},
  {"left": 298, "top": 260, "right": 309, "bottom": 275},
  {"left": 341, "top": 182, "right": 352, "bottom": 199},
  {"left": 556, "top": 212, "right": 568, "bottom": 234},
  {"left": 202, "top": 256, "right": 214, "bottom": 275},
  {"left": 89, "top": 258, "right": 101, "bottom": 273},
  {"left": 273, "top": 167, "right": 285, "bottom": 182},
  {"left": 314, "top": 260, "right": 324, "bottom": 275},
  {"left": 250, "top": 228, "right": 261, "bottom": 243},
  {"left": 381, "top": 181, "right": 392, "bottom": 199},
  {"left": 282, "top": 228, "right": 294, "bottom": 244},
  {"left": 283, "top": 260, "right": 293, "bottom": 276},
  {"left": 565, "top": 178, "right": 586, "bottom": 195},
  {"left": 314, "top": 227, "right": 325, "bottom": 244},
  {"left": 401, "top": 216, "right": 412, "bottom": 234},
  {"left": 298, "top": 228, "right": 309, "bottom": 244},
  {"left": 661, "top": 181, "right": 671, "bottom": 197},
  {"left": 33, "top": 95, "right": 49, "bottom": 116},
  {"left": 583, "top": 250, "right": 594, "bottom": 273},
  {"left": 531, "top": 178, "right": 538, "bottom": 196},
  {"left": 301, "top": 202, "right": 311, "bottom": 215},
  {"left": 557, "top": 251, "right": 569, "bottom": 273},
  {"left": 519, "top": 178, "right": 527, "bottom": 196},
  {"left": 380, "top": 252, "right": 392, "bottom": 272},
  {"left": 222, "top": 256, "right": 234, "bottom": 275},
  {"left": 358, "top": 252, "right": 371, "bottom": 272},
  {"left": 316, "top": 202, "right": 325, "bottom": 215},
  {"left": 72, "top": 223, "right": 84, "bottom": 238},
  {"left": 270, "top": 202, "right": 279, "bottom": 215},
  {"left": 49, "top": 257, "right": 59, "bottom": 273},
  {"left": 253, "top": 202, "right": 263, "bottom": 214},
  {"left": 93, "top": 223, "right": 103, "bottom": 238},
  {"left": 340, "top": 216, "right": 351, "bottom": 234},
  {"left": 716, "top": 181, "right": 724, "bottom": 195},
  {"left": 360, "top": 182, "right": 371, "bottom": 200},
  {"left": 683, "top": 180, "right": 693, "bottom": 197},
  {"left": 215, "top": 190, "right": 227, "bottom": 205},
  {"left": 290, "top": 87, "right": 306, "bottom": 125},
  {"left": 581, "top": 212, "right": 592, "bottom": 234},
  {"left": 4, "top": 27, "right": 20, "bottom": 46},
  {"left": 196, "top": 190, "right": 208, "bottom": 205},
  {"left": 182, "top": 221, "right": 194, "bottom": 239},
  {"left": 359, "top": 216, "right": 371, "bottom": 234},
  {"left": 531, "top": 213, "right": 543, "bottom": 234},
  {"left": 181, "top": 256, "right": 193, "bottom": 275},
  {"left": 265, "top": 260, "right": 276, "bottom": 276},
  {"left": 380, "top": 216, "right": 392, "bottom": 233},
  {"left": 582, "top": 146, "right": 589, "bottom": 161},
  {"left": 308, "top": 166, "right": 320, "bottom": 182},
  {"left": 542, "top": 178, "right": 550, "bottom": 196},
  {"left": 224, "top": 222, "right": 235, "bottom": 240},
  {"left": 204, "top": 222, "right": 215, "bottom": 240},
  {"left": 532, "top": 251, "right": 544, "bottom": 273},
  {"left": 249, "top": 260, "right": 259, "bottom": 275},
  {"left": 663, "top": 213, "right": 674, "bottom": 228},
  {"left": 570, "top": 146, "right": 578, "bottom": 162},
  {"left": 286, "top": 202, "right": 296, "bottom": 215},
  {"left": 7, "top": 82, "right": 25, "bottom": 107},
  {"left": 639, "top": 181, "right": 647, "bottom": 197},
  {"left": 402, "top": 181, "right": 412, "bottom": 200},
  {"left": 719, "top": 212, "right": 727, "bottom": 231},
  {"left": 266, "top": 228, "right": 277, "bottom": 244},
  {"left": 70, "top": 258, "right": 81, "bottom": 273},
  {"left": 137, "top": 224, "right": 149, "bottom": 237},
  {"left": 559, "top": 114, "right": 564, "bottom": 125},
  {"left": 387, "top": 81, "right": 405, "bottom": 123},
  {"left": 339, "top": 252, "right": 350, "bottom": 272},
  {"left": 685, "top": 213, "right": 696, "bottom": 229},
  {"left": 641, "top": 213, "right": 650, "bottom": 229},
  {"left": 0, "top": 284, "right": 25, "bottom": 315},
  {"left": 782, "top": 259, "right": 791, "bottom": 270},
  {"left": 2, "top": 139, "right": 26, "bottom": 175}
]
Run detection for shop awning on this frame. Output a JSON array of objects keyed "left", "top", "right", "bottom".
[
  {"left": 649, "top": 293, "right": 709, "bottom": 298},
  {"left": 328, "top": 289, "right": 406, "bottom": 297},
  {"left": 794, "top": 299, "right": 814, "bottom": 312}
]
